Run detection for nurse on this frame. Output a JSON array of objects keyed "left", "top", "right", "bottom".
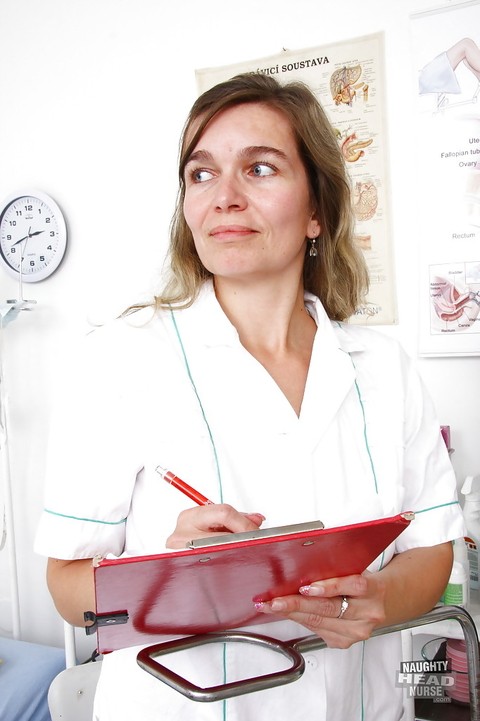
[{"left": 36, "top": 73, "right": 464, "bottom": 720}]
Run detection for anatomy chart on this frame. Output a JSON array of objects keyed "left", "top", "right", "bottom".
[
  {"left": 196, "top": 33, "right": 397, "bottom": 325},
  {"left": 411, "top": 1, "right": 480, "bottom": 355},
  {"left": 430, "top": 261, "right": 480, "bottom": 333}
]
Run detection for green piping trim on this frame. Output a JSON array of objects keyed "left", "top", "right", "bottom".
[
  {"left": 169, "top": 306, "right": 227, "bottom": 719},
  {"left": 360, "top": 640, "right": 366, "bottom": 721},
  {"left": 353, "top": 378, "right": 379, "bottom": 494},
  {"left": 223, "top": 644, "right": 228, "bottom": 721},
  {"left": 44, "top": 508, "right": 127, "bottom": 525},
  {"left": 346, "top": 349, "right": 379, "bottom": 495},
  {"left": 415, "top": 500, "right": 459, "bottom": 514},
  {"left": 169, "top": 308, "right": 223, "bottom": 502}
]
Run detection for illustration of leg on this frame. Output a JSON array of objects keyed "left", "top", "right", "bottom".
[{"left": 446, "top": 38, "right": 480, "bottom": 82}]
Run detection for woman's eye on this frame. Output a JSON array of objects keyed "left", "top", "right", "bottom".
[
  {"left": 191, "top": 168, "right": 214, "bottom": 183},
  {"left": 251, "top": 163, "right": 275, "bottom": 177}
]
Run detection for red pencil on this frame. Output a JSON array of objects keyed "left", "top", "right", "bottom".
[{"left": 155, "top": 465, "right": 214, "bottom": 506}]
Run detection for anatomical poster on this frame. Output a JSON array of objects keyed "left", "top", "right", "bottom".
[
  {"left": 411, "top": 1, "right": 480, "bottom": 356},
  {"left": 196, "top": 33, "right": 397, "bottom": 326}
]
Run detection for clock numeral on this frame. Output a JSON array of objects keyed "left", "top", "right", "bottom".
[
  {"left": 40, "top": 255, "right": 45, "bottom": 262},
  {"left": 10, "top": 246, "right": 16, "bottom": 253},
  {"left": 30, "top": 260, "right": 35, "bottom": 267},
  {"left": 24, "top": 205, "right": 33, "bottom": 212},
  {"left": 45, "top": 217, "right": 51, "bottom": 223},
  {"left": 15, "top": 210, "right": 22, "bottom": 216},
  {"left": 9, "top": 220, "right": 16, "bottom": 226}
]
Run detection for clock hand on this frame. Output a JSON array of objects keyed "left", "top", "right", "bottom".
[
  {"left": 12, "top": 229, "right": 44, "bottom": 246},
  {"left": 12, "top": 233, "right": 29, "bottom": 246}
]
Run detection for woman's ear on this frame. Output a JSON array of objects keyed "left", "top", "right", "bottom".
[{"left": 308, "top": 216, "right": 321, "bottom": 239}]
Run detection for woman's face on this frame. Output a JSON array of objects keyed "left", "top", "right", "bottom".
[{"left": 183, "top": 102, "right": 320, "bottom": 284}]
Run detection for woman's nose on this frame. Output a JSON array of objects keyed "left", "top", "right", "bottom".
[{"left": 214, "top": 174, "right": 247, "bottom": 212}]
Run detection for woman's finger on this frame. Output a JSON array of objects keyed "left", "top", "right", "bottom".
[
  {"left": 299, "top": 573, "right": 370, "bottom": 599},
  {"left": 167, "top": 504, "right": 265, "bottom": 548}
]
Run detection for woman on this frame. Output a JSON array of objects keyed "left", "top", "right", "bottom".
[{"left": 36, "top": 73, "right": 464, "bottom": 720}]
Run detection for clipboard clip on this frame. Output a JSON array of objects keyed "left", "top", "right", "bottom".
[{"left": 84, "top": 610, "right": 129, "bottom": 636}]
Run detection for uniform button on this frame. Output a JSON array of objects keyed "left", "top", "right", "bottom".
[{"left": 305, "top": 654, "right": 318, "bottom": 669}]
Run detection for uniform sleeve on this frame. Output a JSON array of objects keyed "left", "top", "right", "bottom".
[
  {"left": 394, "top": 351, "right": 465, "bottom": 552},
  {"left": 34, "top": 322, "right": 144, "bottom": 560}
]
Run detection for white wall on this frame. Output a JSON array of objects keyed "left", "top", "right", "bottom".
[{"left": 0, "top": 0, "right": 479, "bottom": 654}]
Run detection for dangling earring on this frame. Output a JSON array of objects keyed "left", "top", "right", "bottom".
[{"left": 309, "top": 237, "right": 318, "bottom": 257}]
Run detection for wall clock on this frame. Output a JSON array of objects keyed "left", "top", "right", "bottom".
[{"left": 0, "top": 190, "right": 67, "bottom": 282}]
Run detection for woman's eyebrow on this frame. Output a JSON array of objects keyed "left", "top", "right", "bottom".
[
  {"left": 184, "top": 149, "right": 213, "bottom": 167},
  {"left": 184, "top": 145, "right": 289, "bottom": 168},
  {"left": 239, "top": 145, "right": 289, "bottom": 162}
]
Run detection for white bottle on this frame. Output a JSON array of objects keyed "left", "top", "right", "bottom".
[
  {"left": 461, "top": 475, "right": 480, "bottom": 593},
  {"left": 443, "top": 561, "right": 468, "bottom": 606}
]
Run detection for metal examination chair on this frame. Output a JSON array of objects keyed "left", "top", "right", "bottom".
[{"left": 48, "top": 606, "right": 480, "bottom": 721}]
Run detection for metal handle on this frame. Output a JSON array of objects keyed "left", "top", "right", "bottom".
[
  {"left": 137, "top": 630, "right": 305, "bottom": 702},
  {"left": 136, "top": 605, "right": 480, "bottom": 717}
]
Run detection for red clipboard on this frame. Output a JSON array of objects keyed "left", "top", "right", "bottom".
[{"left": 87, "top": 512, "right": 414, "bottom": 653}]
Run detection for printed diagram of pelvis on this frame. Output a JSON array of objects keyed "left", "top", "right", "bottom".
[{"left": 430, "top": 275, "right": 480, "bottom": 331}]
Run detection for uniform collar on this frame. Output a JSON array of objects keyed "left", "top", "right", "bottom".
[
  {"left": 171, "top": 282, "right": 364, "bottom": 444},
  {"left": 176, "top": 281, "right": 367, "bottom": 354},
  {"left": 304, "top": 291, "right": 367, "bottom": 354},
  {"left": 300, "top": 293, "right": 365, "bottom": 442},
  {"left": 172, "top": 280, "right": 239, "bottom": 347}
]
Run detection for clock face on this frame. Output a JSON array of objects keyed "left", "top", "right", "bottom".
[{"left": 0, "top": 191, "right": 67, "bottom": 282}]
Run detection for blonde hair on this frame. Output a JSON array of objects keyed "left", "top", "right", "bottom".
[{"left": 153, "top": 72, "right": 369, "bottom": 321}]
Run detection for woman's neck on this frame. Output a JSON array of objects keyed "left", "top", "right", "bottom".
[
  {"left": 214, "top": 275, "right": 312, "bottom": 351},
  {"left": 213, "top": 275, "right": 317, "bottom": 416}
]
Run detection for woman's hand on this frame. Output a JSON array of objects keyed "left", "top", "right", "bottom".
[
  {"left": 166, "top": 503, "right": 265, "bottom": 549},
  {"left": 255, "top": 571, "right": 386, "bottom": 649},
  {"left": 255, "top": 543, "right": 453, "bottom": 649}
]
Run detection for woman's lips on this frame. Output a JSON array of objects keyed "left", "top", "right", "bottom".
[{"left": 209, "top": 225, "right": 257, "bottom": 240}]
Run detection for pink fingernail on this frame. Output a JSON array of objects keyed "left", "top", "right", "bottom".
[
  {"left": 301, "top": 583, "right": 326, "bottom": 596},
  {"left": 254, "top": 601, "right": 268, "bottom": 612}
]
